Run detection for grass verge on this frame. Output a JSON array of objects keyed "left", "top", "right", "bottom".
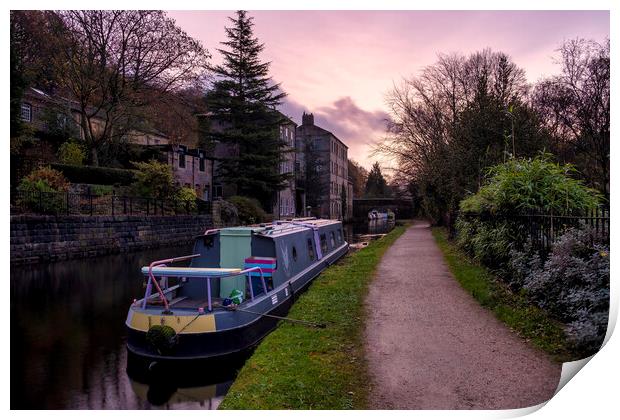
[
  {"left": 219, "top": 224, "right": 408, "bottom": 409},
  {"left": 432, "top": 227, "right": 572, "bottom": 362}
]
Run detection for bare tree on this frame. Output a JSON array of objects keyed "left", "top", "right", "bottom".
[
  {"left": 533, "top": 38, "right": 610, "bottom": 198},
  {"left": 51, "top": 11, "right": 210, "bottom": 165},
  {"left": 377, "top": 49, "right": 536, "bottom": 223}
]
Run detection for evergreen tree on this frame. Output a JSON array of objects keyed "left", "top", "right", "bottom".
[
  {"left": 205, "top": 10, "right": 288, "bottom": 210},
  {"left": 364, "top": 162, "right": 391, "bottom": 198}
]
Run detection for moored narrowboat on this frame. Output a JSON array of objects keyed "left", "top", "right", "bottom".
[{"left": 125, "top": 218, "right": 348, "bottom": 361}]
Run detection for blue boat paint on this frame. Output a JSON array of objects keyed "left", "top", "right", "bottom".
[{"left": 126, "top": 219, "right": 348, "bottom": 360}]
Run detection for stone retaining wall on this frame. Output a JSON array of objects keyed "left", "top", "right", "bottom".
[{"left": 10, "top": 215, "right": 213, "bottom": 265}]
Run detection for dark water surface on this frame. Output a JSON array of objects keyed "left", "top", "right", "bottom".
[
  {"left": 11, "top": 220, "right": 394, "bottom": 409},
  {"left": 11, "top": 244, "right": 238, "bottom": 409}
]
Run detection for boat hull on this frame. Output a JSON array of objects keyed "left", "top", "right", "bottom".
[{"left": 126, "top": 241, "right": 348, "bottom": 361}]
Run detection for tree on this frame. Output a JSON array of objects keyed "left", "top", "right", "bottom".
[
  {"left": 377, "top": 49, "right": 547, "bottom": 224},
  {"left": 204, "top": 10, "right": 287, "bottom": 210},
  {"left": 533, "top": 38, "right": 610, "bottom": 199},
  {"left": 348, "top": 159, "right": 368, "bottom": 198},
  {"left": 364, "top": 162, "right": 391, "bottom": 198},
  {"left": 10, "top": 11, "right": 62, "bottom": 139},
  {"left": 51, "top": 11, "right": 209, "bottom": 166}
]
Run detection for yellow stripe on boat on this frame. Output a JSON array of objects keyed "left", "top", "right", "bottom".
[{"left": 127, "top": 309, "right": 216, "bottom": 333}]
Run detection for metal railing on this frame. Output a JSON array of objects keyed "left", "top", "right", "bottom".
[
  {"left": 461, "top": 207, "right": 609, "bottom": 252},
  {"left": 139, "top": 254, "right": 268, "bottom": 313},
  {"left": 10, "top": 189, "right": 211, "bottom": 216}
]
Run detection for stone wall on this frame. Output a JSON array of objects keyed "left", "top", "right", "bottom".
[{"left": 10, "top": 214, "right": 213, "bottom": 265}]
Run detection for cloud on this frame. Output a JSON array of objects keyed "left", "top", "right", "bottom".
[{"left": 280, "top": 96, "right": 390, "bottom": 170}]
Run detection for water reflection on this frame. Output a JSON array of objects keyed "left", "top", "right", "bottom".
[
  {"left": 10, "top": 245, "right": 239, "bottom": 409},
  {"left": 344, "top": 219, "right": 395, "bottom": 244}
]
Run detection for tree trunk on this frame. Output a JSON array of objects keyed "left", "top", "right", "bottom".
[{"left": 91, "top": 146, "right": 99, "bottom": 166}]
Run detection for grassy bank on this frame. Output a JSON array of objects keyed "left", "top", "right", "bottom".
[
  {"left": 219, "top": 224, "right": 408, "bottom": 409},
  {"left": 432, "top": 227, "right": 572, "bottom": 362}
]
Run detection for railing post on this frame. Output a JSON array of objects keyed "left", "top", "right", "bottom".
[
  {"left": 123, "top": 196, "right": 127, "bottom": 215},
  {"left": 66, "top": 191, "right": 69, "bottom": 215},
  {"left": 129, "top": 197, "right": 133, "bottom": 215},
  {"left": 112, "top": 190, "right": 115, "bottom": 216}
]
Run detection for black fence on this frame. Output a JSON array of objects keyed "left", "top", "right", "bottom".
[
  {"left": 10, "top": 189, "right": 212, "bottom": 216},
  {"left": 461, "top": 207, "right": 610, "bottom": 252}
]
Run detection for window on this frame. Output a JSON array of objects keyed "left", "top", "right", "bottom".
[
  {"left": 320, "top": 234, "right": 328, "bottom": 254},
  {"left": 307, "top": 238, "right": 315, "bottom": 261},
  {"left": 337, "top": 229, "right": 342, "bottom": 244},
  {"left": 20, "top": 103, "right": 32, "bottom": 122},
  {"left": 199, "top": 158, "right": 205, "bottom": 172},
  {"left": 292, "top": 246, "right": 298, "bottom": 261},
  {"left": 179, "top": 152, "right": 186, "bottom": 168},
  {"left": 330, "top": 231, "right": 335, "bottom": 248}
]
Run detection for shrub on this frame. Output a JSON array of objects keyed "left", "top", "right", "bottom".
[
  {"left": 57, "top": 141, "right": 86, "bottom": 166},
  {"left": 218, "top": 200, "right": 239, "bottom": 226},
  {"left": 176, "top": 187, "right": 197, "bottom": 212},
  {"left": 131, "top": 160, "right": 175, "bottom": 198},
  {"left": 508, "top": 228, "right": 609, "bottom": 355},
  {"left": 21, "top": 166, "right": 69, "bottom": 191},
  {"left": 228, "top": 196, "right": 267, "bottom": 225},
  {"left": 460, "top": 154, "right": 602, "bottom": 215},
  {"left": 17, "top": 167, "right": 69, "bottom": 214},
  {"left": 51, "top": 163, "right": 136, "bottom": 186}
]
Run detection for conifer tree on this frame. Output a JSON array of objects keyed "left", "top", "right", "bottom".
[
  {"left": 205, "top": 10, "right": 288, "bottom": 210},
  {"left": 365, "top": 162, "right": 391, "bottom": 198}
]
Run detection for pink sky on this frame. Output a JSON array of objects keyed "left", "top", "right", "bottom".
[{"left": 167, "top": 10, "right": 609, "bottom": 170}]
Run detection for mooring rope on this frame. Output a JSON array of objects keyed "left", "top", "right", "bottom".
[{"left": 225, "top": 305, "right": 326, "bottom": 329}]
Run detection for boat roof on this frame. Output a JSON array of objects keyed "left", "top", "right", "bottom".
[{"left": 255, "top": 219, "right": 342, "bottom": 238}]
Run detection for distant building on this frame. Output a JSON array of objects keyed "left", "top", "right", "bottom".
[
  {"left": 274, "top": 116, "right": 297, "bottom": 219},
  {"left": 296, "top": 112, "right": 351, "bottom": 220},
  {"left": 165, "top": 144, "right": 213, "bottom": 201},
  {"left": 16, "top": 87, "right": 215, "bottom": 200}
]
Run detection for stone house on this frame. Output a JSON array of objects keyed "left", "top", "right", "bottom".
[
  {"left": 274, "top": 115, "right": 297, "bottom": 219},
  {"left": 296, "top": 112, "right": 352, "bottom": 220},
  {"left": 165, "top": 144, "right": 214, "bottom": 201},
  {"left": 17, "top": 88, "right": 214, "bottom": 200}
]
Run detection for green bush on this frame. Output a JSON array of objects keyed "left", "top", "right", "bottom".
[
  {"left": 57, "top": 141, "right": 86, "bottom": 166},
  {"left": 131, "top": 160, "right": 175, "bottom": 198},
  {"left": 51, "top": 163, "right": 136, "bottom": 186},
  {"left": 460, "top": 154, "right": 601, "bottom": 215},
  {"left": 228, "top": 196, "right": 267, "bottom": 225},
  {"left": 508, "top": 228, "right": 609, "bottom": 356},
  {"left": 176, "top": 187, "right": 197, "bottom": 212},
  {"left": 17, "top": 167, "right": 69, "bottom": 214}
]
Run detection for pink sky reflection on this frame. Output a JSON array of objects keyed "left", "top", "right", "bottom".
[{"left": 167, "top": 10, "right": 609, "bottom": 170}]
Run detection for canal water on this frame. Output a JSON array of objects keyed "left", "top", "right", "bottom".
[{"left": 11, "top": 219, "right": 395, "bottom": 409}]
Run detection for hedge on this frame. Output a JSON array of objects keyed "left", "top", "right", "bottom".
[{"left": 51, "top": 163, "right": 137, "bottom": 186}]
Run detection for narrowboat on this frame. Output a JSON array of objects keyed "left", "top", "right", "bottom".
[{"left": 125, "top": 218, "right": 348, "bottom": 361}]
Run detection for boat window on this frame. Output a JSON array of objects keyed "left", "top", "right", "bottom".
[
  {"left": 292, "top": 246, "right": 298, "bottom": 262},
  {"left": 337, "top": 229, "right": 342, "bottom": 244},
  {"left": 307, "top": 238, "right": 315, "bottom": 261},
  {"left": 320, "top": 234, "right": 328, "bottom": 254},
  {"left": 330, "top": 231, "right": 336, "bottom": 247}
]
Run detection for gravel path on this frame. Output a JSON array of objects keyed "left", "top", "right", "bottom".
[{"left": 364, "top": 221, "right": 562, "bottom": 409}]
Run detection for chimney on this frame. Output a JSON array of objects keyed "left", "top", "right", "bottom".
[{"left": 302, "top": 112, "right": 314, "bottom": 126}]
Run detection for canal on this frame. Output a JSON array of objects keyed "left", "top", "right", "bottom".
[{"left": 11, "top": 219, "right": 395, "bottom": 409}]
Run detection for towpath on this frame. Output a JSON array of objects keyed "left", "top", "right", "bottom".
[{"left": 364, "top": 221, "right": 562, "bottom": 409}]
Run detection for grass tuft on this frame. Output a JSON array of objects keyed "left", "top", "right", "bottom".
[
  {"left": 219, "top": 224, "right": 408, "bottom": 409},
  {"left": 432, "top": 227, "right": 572, "bottom": 362}
]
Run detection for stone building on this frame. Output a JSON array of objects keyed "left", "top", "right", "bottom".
[
  {"left": 274, "top": 115, "right": 297, "bottom": 219},
  {"left": 165, "top": 145, "right": 214, "bottom": 201},
  {"left": 16, "top": 87, "right": 214, "bottom": 200},
  {"left": 296, "top": 112, "right": 352, "bottom": 220}
]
